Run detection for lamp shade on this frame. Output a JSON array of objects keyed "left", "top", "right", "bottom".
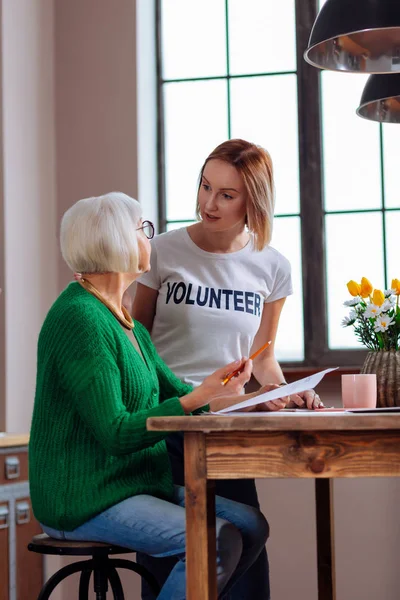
[
  {"left": 357, "top": 74, "right": 400, "bottom": 122},
  {"left": 304, "top": 0, "right": 400, "bottom": 73}
]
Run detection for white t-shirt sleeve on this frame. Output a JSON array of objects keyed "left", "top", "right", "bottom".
[
  {"left": 265, "top": 253, "right": 293, "bottom": 303},
  {"left": 137, "top": 238, "right": 161, "bottom": 291}
]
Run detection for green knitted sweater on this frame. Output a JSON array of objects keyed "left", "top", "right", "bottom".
[{"left": 29, "top": 282, "right": 194, "bottom": 531}]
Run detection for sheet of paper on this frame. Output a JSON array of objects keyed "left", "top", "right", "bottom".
[{"left": 215, "top": 367, "right": 338, "bottom": 414}]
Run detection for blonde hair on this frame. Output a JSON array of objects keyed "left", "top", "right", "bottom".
[
  {"left": 60, "top": 192, "right": 142, "bottom": 274},
  {"left": 197, "top": 139, "right": 275, "bottom": 251}
]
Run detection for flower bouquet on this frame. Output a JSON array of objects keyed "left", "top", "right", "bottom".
[
  {"left": 343, "top": 277, "right": 400, "bottom": 407},
  {"left": 342, "top": 277, "right": 400, "bottom": 350}
]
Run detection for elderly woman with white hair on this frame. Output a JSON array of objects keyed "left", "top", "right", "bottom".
[{"left": 29, "top": 192, "right": 271, "bottom": 600}]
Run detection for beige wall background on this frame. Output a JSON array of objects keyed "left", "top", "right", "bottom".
[
  {"left": 1, "top": 1, "right": 400, "bottom": 599},
  {"left": 2, "top": 0, "right": 57, "bottom": 434}
]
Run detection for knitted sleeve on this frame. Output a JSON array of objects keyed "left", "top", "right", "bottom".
[{"left": 57, "top": 306, "right": 185, "bottom": 456}]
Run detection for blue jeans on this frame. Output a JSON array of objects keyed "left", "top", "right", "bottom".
[
  {"left": 137, "top": 432, "right": 271, "bottom": 600},
  {"left": 42, "top": 485, "right": 268, "bottom": 600}
]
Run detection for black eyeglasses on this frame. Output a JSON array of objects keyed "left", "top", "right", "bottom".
[{"left": 136, "top": 220, "right": 155, "bottom": 240}]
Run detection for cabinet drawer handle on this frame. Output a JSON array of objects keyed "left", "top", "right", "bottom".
[
  {"left": 5, "top": 456, "right": 20, "bottom": 479},
  {"left": 15, "top": 501, "right": 30, "bottom": 525},
  {"left": 0, "top": 505, "right": 9, "bottom": 529}
]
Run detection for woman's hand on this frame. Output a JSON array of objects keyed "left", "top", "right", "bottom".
[
  {"left": 252, "top": 383, "right": 291, "bottom": 412},
  {"left": 248, "top": 385, "right": 324, "bottom": 412},
  {"left": 203, "top": 358, "right": 253, "bottom": 398},
  {"left": 286, "top": 389, "right": 324, "bottom": 410},
  {"left": 180, "top": 358, "right": 253, "bottom": 414}
]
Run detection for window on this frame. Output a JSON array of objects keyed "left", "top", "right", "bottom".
[{"left": 156, "top": 0, "right": 400, "bottom": 366}]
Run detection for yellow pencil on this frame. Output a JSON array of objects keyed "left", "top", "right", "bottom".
[{"left": 221, "top": 340, "right": 272, "bottom": 386}]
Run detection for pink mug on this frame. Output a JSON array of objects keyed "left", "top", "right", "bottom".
[{"left": 341, "top": 374, "right": 377, "bottom": 409}]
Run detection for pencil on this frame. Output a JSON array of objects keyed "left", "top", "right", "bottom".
[{"left": 221, "top": 340, "right": 272, "bottom": 386}]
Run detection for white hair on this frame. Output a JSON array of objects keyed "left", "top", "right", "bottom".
[{"left": 60, "top": 192, "right": 143, "bottom": 274}]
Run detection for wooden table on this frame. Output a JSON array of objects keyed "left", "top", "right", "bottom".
[{"left": 147, "top": 412, "right": 400, "bottom": 600}]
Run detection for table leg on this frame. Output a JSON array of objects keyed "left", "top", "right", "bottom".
[
  {"left": 184, "top": 432, "right": 217, "bottom": 600},
  {"left": 315, "top": 479, "right": 336, "bottom": 600}
]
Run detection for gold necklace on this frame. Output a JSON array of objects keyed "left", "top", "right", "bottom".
[{"left": 79, "top": 278, "right": 134, "bottom": 330}]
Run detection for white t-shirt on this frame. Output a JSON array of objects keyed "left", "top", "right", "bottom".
[{"left": 138, "top": 227, "right": 292, "bottom": 388}]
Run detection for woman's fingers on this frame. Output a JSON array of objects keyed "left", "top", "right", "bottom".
[
  {"left": 220, "top": 357, "right": 246, "bottom": 377},
  {"left": 289, "top": 393, "right": 306, "bottom": 408},
  {"left": 311, "top": 391, "right": 324, "bottom": 410},
  {"left": 266, "top": 398, "right": 287, "bottom": 411},
  {"left": 300, "top": 389, "right": 324, "bottom": 410},
  {"left": 225, "top": 359, "right": 253, "bottom": 391}
]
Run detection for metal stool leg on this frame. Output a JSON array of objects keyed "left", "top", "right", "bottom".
[
  {"left": 78, "top": 569, "right": 92, "bottom": 600},
  {"left": 93, "top": 561, "right": 109, "bottom": 600},
  {"left": 107, "top": 566, "right": 125, "bottom": 600},
  {"left": 110, "top": 558, "right": 161, "bottom": 596},
  {"left": 37, "top": 559, "right": 94, "bottom": 600}
]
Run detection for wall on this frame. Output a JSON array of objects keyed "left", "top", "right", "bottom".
[
  {"left": 55, "top": 0, "right": 140, "bottom": 289},
  {"left": 1, "top": 0, "right": 57, "bottom": 433},
  {"left": 1, "top": 1, "right": 400, "bottom": 599},
  {"left": 0, "top": 0, "right": 5, "bottom": 432}
]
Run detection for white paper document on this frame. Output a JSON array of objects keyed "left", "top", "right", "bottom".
[{"left": 215, "top": 367, "right": 338, "bottom": 414}]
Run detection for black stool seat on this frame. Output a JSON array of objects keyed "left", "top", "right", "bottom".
[
  {"left": 28, "top": 533, "right": 134, "bottom": 557},
  {"left": 28, "top": 533, "right": 160, "bottom": 599}
]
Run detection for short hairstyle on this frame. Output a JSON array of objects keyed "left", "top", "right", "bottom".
[
  {"left": 197, "top": 139, "right": 275, "bottom": 251},
  {"left": 60, "top": 192, "right": 143, "bottom": 274}
]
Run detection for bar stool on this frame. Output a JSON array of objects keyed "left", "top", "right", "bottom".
[{"left": 28, "top": 533, "right": 160, "bottom": 599}]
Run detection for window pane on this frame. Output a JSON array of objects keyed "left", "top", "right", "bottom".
[
  {"left": 321, "top": 72, "right": 382, "bottom": 212},
  {"left": 228, "top": 0, "right": 296, "bottom": 75},
  {"left": 383, "top": 124, "right": 400, "bottom": 209},
  {"left": 385, "top": 210, "right": 400, "bottom": 282},
  {"left": 161, "top": 0, "right": 226, "bottom": 80},
  {"left": 164, "top": 80, "right": 228, "bottom": 221},
  {"left": 167, "top": 221, "right": 196, "bottom": 232},
  {"left": 326, "top": 213, "right": 385, "bottom": 349},
  {"left": 230, "top": 75, "right": 300, "bottom": 215},
  {"left": 271, "top": 217, "right": 304, "bottom": 361}
]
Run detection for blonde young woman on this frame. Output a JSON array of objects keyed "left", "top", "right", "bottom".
[
  {"left": 133, "top": 140, "right": 322, "bottom": 600},
  {"left": 29, "top": 192, "right": 275, "bottom": 600}
]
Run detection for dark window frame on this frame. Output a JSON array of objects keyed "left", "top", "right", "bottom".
[{"left": 155, "top": 0, "right": 375, "bottom": 368}]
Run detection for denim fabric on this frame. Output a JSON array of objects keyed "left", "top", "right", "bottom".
[
  {"left": 137, "top": 432, "right": 271, "bottom": 600},
  {"left": 42, "top": 484, "right": 268, "bottom": 600}
]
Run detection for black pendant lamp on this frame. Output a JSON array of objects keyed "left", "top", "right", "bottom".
[
  {"left": 357, "top": 74, "right": 400, "bottom": 122},
  {"left": 304, "top": 0, "right": 400, "bottom": 73}
]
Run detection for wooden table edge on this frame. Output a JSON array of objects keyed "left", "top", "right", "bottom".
[{"left": 147, "top": 414, "right": 400, "bottom": 432}]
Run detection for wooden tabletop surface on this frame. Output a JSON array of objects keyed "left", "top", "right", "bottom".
[
  {"left": 147, "top": 412, "right": 400, "bottom": 432},
  {"left": 0, "top": 433, "right": 29, "bottom": 448}
]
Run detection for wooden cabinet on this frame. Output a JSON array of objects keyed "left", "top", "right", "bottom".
[
  {"left": 0, "top": 501, "right": 10, "bottom": 600},
  {"left": 0, "top": 435, "right": 43, "bottom": 600}
]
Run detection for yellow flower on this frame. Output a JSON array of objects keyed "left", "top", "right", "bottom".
[
  {"left": 372, "top": 289, "right": 385, "bottom": 307},
  {"left": 360, "top": 277, "right": 373, "bottom": 298},
  {"left": 347, "top": 280, "right": 361, "bottom": 297},
  {"left": 391, "top": 279, "right": 400, "bottom": 295}
]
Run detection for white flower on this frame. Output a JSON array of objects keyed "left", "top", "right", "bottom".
[
  {"left": 363, "top": 304, "right": 382, "bottom": 319},
  {"left": 349, "top": 309, "right": 358, "bottom": 320},
  {"left": 374, "top": 313, "right": 395, "bottom": 332},
  {"left": 344, "top": 296, "right": 362, "bottom": 306},
  {"left": 385, "top": 289, "right": 396, "bottom": 297},
  {"left": 341, "top": 316, "right": 355, "bottom": 327},
  {"left": 381, "top": 296, "right": 396, "bottom": 312}
]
